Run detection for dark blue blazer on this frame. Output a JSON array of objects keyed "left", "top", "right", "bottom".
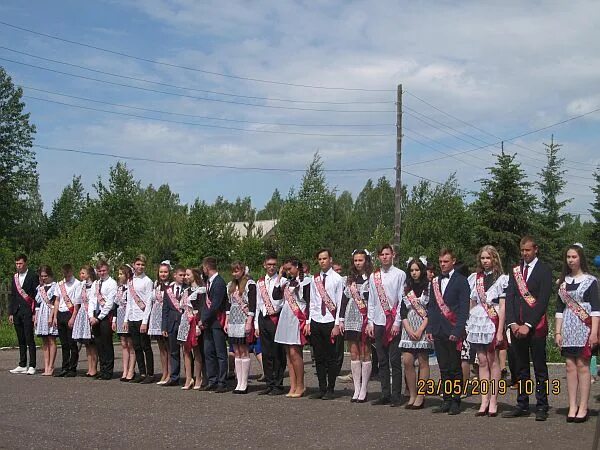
[
  {"left": 426, "top": 271, "right": 470, "bottom": 338},
  {"left": 505, "top": 260, "right": 552, "bottom": 330},
  {"left": 200, "top": 274, "right": 227, "bottom": 329},
  {"left": 162, "top": 283, "right": 187, "bottom": 334},
  {"left": 9, "top": 271, "right": 38, "bottom": 316}
]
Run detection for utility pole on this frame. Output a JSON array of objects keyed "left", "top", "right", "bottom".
[{"left": 394, "top": 84, "right": 402, "bottom": 256}]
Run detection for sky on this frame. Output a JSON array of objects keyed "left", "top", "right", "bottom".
[{"left": 1, "top": 0, "right": 599, "bottom": 218}]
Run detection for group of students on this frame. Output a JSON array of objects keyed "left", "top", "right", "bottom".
[{"left": 7, "top": 236, "right": 599, "bottom": 422}]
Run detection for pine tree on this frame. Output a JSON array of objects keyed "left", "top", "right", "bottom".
[
  {"left": 590, "top": 167, "right": 600, "bottom": 256},
  {"left": 471, "top": 149, "right": 537, "bottom": 266}
]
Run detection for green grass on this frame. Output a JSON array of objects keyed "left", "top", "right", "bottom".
[{"left": 0, "top": 318, "right": 43, "bottom": 347}]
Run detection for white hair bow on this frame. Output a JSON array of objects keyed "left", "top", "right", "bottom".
[
  {"left": 574, "top": 242, "right": 584, "bottom": 249},
  {"left": 161, "top": 260, "right": 173, "bottom": 269}
]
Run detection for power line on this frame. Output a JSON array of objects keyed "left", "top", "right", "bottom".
[
  {"left": 0, "top": 46, "right": 394, "bottom": 105},
  {"left": 19, "top": 85, "right": 395, "bottom": 128},
  {"left": 33, "top": 144, "right": 395, "bottom": 173},
  {"left": 0, "top": 20, "right": 395, "bottom": 92},
  {"left": 23, "top": 95, "right": 394, "bottom": 137},
  {"left": 0, "top": 57, "right": 396, "bottom": 113}
]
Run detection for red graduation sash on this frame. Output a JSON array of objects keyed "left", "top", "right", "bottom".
[
  {"left": 81, "top": 284, "right": 89, "bottom": 309},
  {"left": 39, "top": 285, "right": 53, "bottom": 307},
  {"left": 165, "top": 286, "right": 182, "bottom": 311},
  {"left": 95, "top": 282, "right": 106, "bottom": 307},
  {"left": 405, "top": 289, "right": 427, "bottom": 320},
  {"left": 314, "top": 274, "right": 337, "bottom": 315},
  {"left": 283, "top": 284, "right": 307, "bottom": 346},
  {"left": 205, "top": 283, "right": 226, "bottom": 329},
  {"left": 559, "top": 282, "right": 592, "bottom": 358},
  {"left": 432, "top": 277, "right": 462, "bottom": 351},
  {"left": 512, "top": 265, "right": 547, "bottom": 337},
  {"left": 258, "top": 278, "right": 279, "bottom": 326},
  {"left": 348, "top": 281, "right": 368, "bottom": 344},
  {"left": 116, "top": 285, "right": 127, "bottom": 307},
  {"left": 373, "top": 270, "right": 397, "bottom": 347},
  {"left": 475, "top": 274, "right": 506, "bottom": 351},
  {"left": 58, "top": 280, "right": 75, "bottom": 313},
  {"left": 14, "top": 273, "right": 35, "bottom": 313},
  {"left": 127, "top": 279, "right": 146, "bottom": 311}
]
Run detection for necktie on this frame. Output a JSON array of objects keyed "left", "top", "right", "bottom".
[
  {"left": 321, "top": 273, "right": 327, "bottom": 316},
  {"left": 522, "top": 264, "right": 529, "bottom": 281},
  {"left": 176, "top": 286, "right": 180, "bottom": 299},
  {"left": 96, "top": 280, "right": 103, "bottom": 312}
]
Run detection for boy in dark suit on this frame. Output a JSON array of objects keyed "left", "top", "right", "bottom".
[
  {"left": 162, "top": 266, "right": 187, "bottom": 386},
  {"left": 426, "top": 248, "right": 470, "bottom": 415},
  {"left": 200, "top": 257, "right": 229, "bottom": 393},
  {"left": 502, "top": 236, "right": 552, "bottom": 421},
  {"left": 9, "top": 254, "right": 38, "bottom": 374}
]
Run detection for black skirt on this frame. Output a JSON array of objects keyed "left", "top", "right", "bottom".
[{"left": 561, "top": 346, "right": 589, "bottom": 359}]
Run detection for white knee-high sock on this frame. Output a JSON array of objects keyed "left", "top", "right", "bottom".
[
  {"left": 359, "top": 361, "right": 372, "bottom": 401},
  {"left": 350, "top": 360, "right": 362, "bottom": 399},
  {"left": 240, "top": 358, "right": 251, "bottom": 391},
  {"left": 234, "top": 358, "right": 242, "bottom": 390}
]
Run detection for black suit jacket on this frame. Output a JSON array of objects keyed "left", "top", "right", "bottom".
[
  {"left": 162, "top": 283, "right": 188, "bottom": 334},
  {"left": 200, "top": 274, "right": 227, "bottom": 329},
  {"left": 426, "top": 272, "right": 470, "bottom": 338},
  {"left": 505, "top": 260, "right": 552, "bottom": 330},
  {"left": 9, "top": 270, "right": 38, "bottom": 316}
]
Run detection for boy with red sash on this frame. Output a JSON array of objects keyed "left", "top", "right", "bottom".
[
  {"left": 200, "top": 257, "right": 229, "bottom": 393},
  {"left": 8, "top": 254, "right": 38, "bottom": 375},
  {"left": 124, "top": 254, "right": 155, "bottom": 383},
  {"left": 53, "top": 264, "right": 81, "bottom": 377},
  {"left": 255, "top": 254, "right": 286, "bottom": 395},
  {"left": 367, "top": 244, "right": 406, "bottom": 406},
  {"left": 426, "top": 248, "right": 470, "bottom": 415},
  {"left": 88, "top": 260, "right": 117, "bottom": 380},
  {"left": 161, "top": 266, "right": 188, "bottom": 386},
  {"left": 502, "top": 236, "right": 552, "bottom": 421},
  {"left": 307, "top": 248, "right": 344, "bottom": 400}
]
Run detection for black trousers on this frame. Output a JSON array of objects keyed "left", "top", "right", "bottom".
[
  {"left": 258, "top": 312, "right": 286, "bottom": 389},
  {"left": 204, "top": 325, "right": 228, "bottom": 388},
  {"left": 14, "top": 308, "right": 36, "bottom": 368},
  {"left": 167, "top": 323, "right": 181, "bottom": 382},
  {"left": 57, "top": 310, "right": 79, "bottom": 373},
  {"left": 92, "top": 315, "right": 114, "bottom": 377},
  {"left": 434, "top": 336, "right": 462, "bottom": 404},
  {"left": 374, "top": 325, "right": 402, "bottom": 400},
  {"left": 510, "top": 330, "right": 549, "bottom": 411},
  {"left": 129, "top": 320, "right": 154, "bottom": 376},
  {"left": 310, "top": 320, "right": 341, "bottom": 393},
  {"left": 507, "top": 335, "right": 519, "bottom": 385},
  {"left": 336, "top": 331, "right": 345, "bottom": 374}
]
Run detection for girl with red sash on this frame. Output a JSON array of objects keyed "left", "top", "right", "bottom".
[
  {"left": 465, "top": 246, "right": 508, "bottom": 417},
  {"left": 179, "top": 268, "right": 205, "bottom": 390},
  {"left": 339, "top": 250, "right": 373, "bottom": 403},
  {"left": 274, "top": 258, "right": 311, "bottom": 398},
  {"left": 225, "top": 261, "right": 257, "bottom": 394},
  {"left": 114, "top": 265, "right": 135, "bottom": 382},
  {"left": 398, "top": 258, "right": 433, "bottom": 409},
  {"left": 555, "top": 244, "right": 600, "bottom": 423},
  {"left": 149, "top": 262, "right": 172, "bottom": 385},
  {"left": 34, "top": 266, "right": 58, "bottom": 375},
  {"left": 72, "top": 265, "right": 98, "bottom": 376}
]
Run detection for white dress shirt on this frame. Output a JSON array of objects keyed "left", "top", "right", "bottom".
[
  {"left": 440, "top": 269, "right": 455, "bottom": 296},
  {"left": 124, "top": 274, "right": 154, "bottom": 325},
  {"left": 309, "top": 268, "right": 344, "bottom": 325},
  {"left": 55, "top": 277, "right": 82, "bottom": 313},
  {"left": 88, "top": 276, "right": 117, "bottom": 320},
  {"left": 368, "top": 266, "right": 406, "bottom": 326},
  {"left": 254, "top": 274, "right": 284, "bottom": 330},
  {"left": 18, "top": 270, "right": 28, "bottom": 286},
  {"left": 523, "top": 257, "right": 538, "bottom": 282}
]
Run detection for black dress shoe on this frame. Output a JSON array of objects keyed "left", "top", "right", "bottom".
[
  {"left": 350, "top": 398, "right": 358, "bottom": 403},
  {"left": 371, "top": 397, "right": 391, "bottom": 406},
  {"left": 475, "top": 408, "right": 488, "bottom": 417},
  {"left": 140, "top": 375, "right": 155, "bottom": 384},
  {"left": 94, "top": 373, "right": 103, "bottom": 379},
  {"left": 100, "top": 374, "right": 112, "bottom": 380},
  {"left": 54, "top": 371, "right": 68, "bottom": 378},
  {"left": 214, "top": 386, "right": 228, "bottom": 393},
  {"left": 502, "top": 407, "right": 530, "bottom": 418},
  {"left": 356, "top": 398, "right": 368, "bottom": 404},
  {"left": 448, "top": 403, "right": 461, "bottom": 415},
  {"left": 269, "top": 388, "right": 285, "bottom": 396},
  {"left": 535, "top": 409, "right": 549, "bottom": 422},
  {"left": 432, "top": 402, "right": 451, "bottom": 413},
  {"left": 162, "top": 379, "right": 179, "bottom": 387},
  {"left": 309, "top": 392, "right": 325, "bottom": 400},
  {"left": 86, "top": 373, "right": 96, "bottom": 378},
  {"left": 390, "top": 398, "right": 403, "bottom": 407},
  {"left": 573, "top": 412, "right": 589, "bottom": 423},
  {"left": 258, "top": 387, "right": 273, "bottom": 396},
  {"left": 130, "top": 376, "right": 145, "bottom": 383},
  {"left": 321, "top": 391, "right": 335, "bottom": 400},
  {"left": 120, "top": 377, "right": 129, "bottom": 382},
  {"left": 566, "top": 416, "right": 575, "bottom": 423},
  {"left": 200, "top": 384, "right": 217, "bottom": 391},
  {"left": 65, "top": 371, "right": 76, "bottom": 378},
  {"left": 406, "top": 403, "right": 424, "bottom": 410}
]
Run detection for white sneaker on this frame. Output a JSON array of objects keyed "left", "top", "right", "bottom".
[
  {"left": 337, "top": 373, "right": 353, "bottom": 382},
  {"left": 9, "top": 366, "right": 28, "bottom": 374},
  {"left": 26, "top": 367, "right": 36, "bottom": 375}
]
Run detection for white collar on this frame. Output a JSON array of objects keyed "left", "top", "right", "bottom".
[{"left": 209, "top": 272, "right": 218, "bottom": 283}]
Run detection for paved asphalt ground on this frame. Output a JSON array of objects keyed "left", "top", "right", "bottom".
[{"left": 0, "top": 345, "right": 599, "bottom": 449}]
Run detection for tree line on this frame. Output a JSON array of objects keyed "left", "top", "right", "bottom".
[{"left": 2, "top": 66, "right": 600, "bottom": 285}]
